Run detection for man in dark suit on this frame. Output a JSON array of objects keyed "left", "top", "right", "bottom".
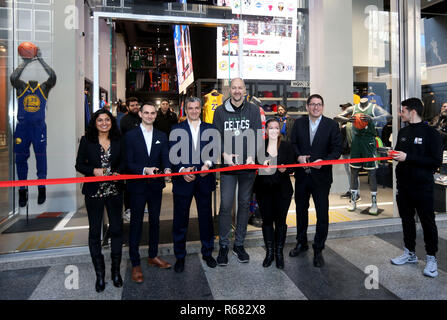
[
  {"left": 125, "top": 103, "right": 172, "bottom": 283},
  {"left": 289, "top": 94, "right": 342, "bottom": 267},
  {"left": 169, "top": 97, "right": 218, "bottom": 273}
]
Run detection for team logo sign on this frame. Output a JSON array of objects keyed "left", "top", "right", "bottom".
[
  {"left": 23, "top": 94, "right": 41, "bottom": 112},
  {"left": 276, "top": 62, "right": 285, "bottom": 72},
  {"left": 219, "top": 61, "right": 228, "bottom": 71}
]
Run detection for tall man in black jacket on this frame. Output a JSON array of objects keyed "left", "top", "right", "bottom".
[
  {"left": 289, "top": 94, "right": 342, "bottom": 267},
  {"left": 390, "top": 98, "right": 443, "bottom": 278}
]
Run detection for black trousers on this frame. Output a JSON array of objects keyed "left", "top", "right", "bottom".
[
  {"left": 173, "top": 191, "right": 214, "bottom": 259},
  {"left": 294, "top": 174, "right": 330, "bottom": 251},
  {"left": 129, "top": 189, "right": 163, "bottom": 267},
  {"left": 257, "top": 189, "right": 291, "bottom": 227},
  {"left": 85, "top": 193, "right": 123, "bottom": 258},
  {"left": 396, "top": 184, "right": 438, "bottom": 256}
]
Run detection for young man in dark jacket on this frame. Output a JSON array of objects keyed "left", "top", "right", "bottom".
[
  {"left": 390, "top": 97, "right": 443, "bottom": 278},
  {"left": 212, "top": 78, "right": 262, "bottom": 265}
]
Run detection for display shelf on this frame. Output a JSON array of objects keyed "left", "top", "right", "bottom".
[
  {"left": 259, "top": 97, "right": 283, "bottom": 101},
  {"left": 265, "top": 111, "right": 308, "bottom": 116}
]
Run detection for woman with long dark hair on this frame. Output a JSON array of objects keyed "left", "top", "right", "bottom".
[
  {"left": 254, "top": 118, "right": 295, "bottom": 269},
  {"left": 75, "top": 109, "right": 125, "bottom": 292}
]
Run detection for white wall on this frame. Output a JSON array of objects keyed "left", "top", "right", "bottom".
[
  {"left": 422, "top": 64, "right": 447, "bottom": 85},
  {"left": 309, "top": 0, "right": 354, "bottom": 193},
  {"left": 116, "top": 33, "right": 127, "bottom": 102},
  {"left": 20, "top": 0, "right": 82, "bottom": 214},
  {"left": 352, "top": 0, "right": 385, "bottom": 68}
]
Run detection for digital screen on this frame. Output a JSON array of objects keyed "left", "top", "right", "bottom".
[{"left": 173, "top": 25, "right": 194, "bottom": 94}]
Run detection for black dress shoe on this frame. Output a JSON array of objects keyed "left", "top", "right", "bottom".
[
  {"left": 202, "top": 255, "right": 217, "bottom": 268},
  {"left": 37, "top": 187, "right": 46, "bottom": 205},
  {"left": 289, "top": 243, "right": 309, "bottom": 257},
  {"left": 174, "top": 258, "right": 185, "bottom": 273},
  {"left": 19, "top": 189, "right": 28, "bottom": 207},
  {"left": 313, "top": 251, "right": 325, "bottom": 268}
]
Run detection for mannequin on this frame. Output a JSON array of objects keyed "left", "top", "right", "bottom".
[
  {"left": 10, "top": 48, "right": 57, "bottom": 207},
  {"left": 334, "top": 98, "right": 391, "bottom": 215}
]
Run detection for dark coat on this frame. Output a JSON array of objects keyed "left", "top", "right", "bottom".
[
  {"left": 291, "top": 115, "right": 342, "bottom": 187},
  {"left": 253, "top": 139, "right": 295, "bottom": 198},
  {"left": 125, "top": 126, "right": 170, "bottom": 193},
  {"left": 169, "top": 120, "right": 217, "bottom": 197},
  {"left": 75, "top": 136, "right": 126, "bottom": 196}
]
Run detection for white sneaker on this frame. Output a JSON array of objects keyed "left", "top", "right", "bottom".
[
  {"left": 423, "top": 255, "right": 438, "bottom": 278},
  {"left": 347, "top": 190, "right": 358, "bottom": 211},
  {"left": 391, "top": 248, "right": 418, "bottom": 265},
  {"left": 123, "top": 209, "right": 131, "bottom": 222},
  {"left": 369, "top": 194, "right": 378, "bottom": 215}
]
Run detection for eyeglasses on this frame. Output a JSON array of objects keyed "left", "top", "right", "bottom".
[{"left": 308, "top": 103, "right": 323, "bottom": 108}]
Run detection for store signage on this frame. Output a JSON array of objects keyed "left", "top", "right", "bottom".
[
  {"left": 173, "top": 25, "right": 194, "bottom": 94},
  {"left": 291, "top": 80, "right": 309, "bottom": 87},
  {"left": 216, "top": 0, "right": 297, "bottom": 80}
]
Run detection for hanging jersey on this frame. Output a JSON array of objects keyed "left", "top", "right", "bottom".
[
  {"left": 259, "top": 106, "right": 266, "bottom": 139},
  {"left": 17, "top": 83, "right": 47, "bottom": 123},
  {"left": 203, "top": 91, "right": 223, "bottom": 124},
  {"left": 352, "top": 103, "right": 377, "bottom": 137},
  {"left": 161, "top": 72, "right": 170, "bottom": 91},
  {"left": 367, "top": 94, "right": 383, "bottom": 107},
  {"left": 130, "top": 49, "right": 142, "bottom": 69}
]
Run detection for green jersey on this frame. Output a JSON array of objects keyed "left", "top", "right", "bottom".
[{"left": 352, "top": 103, "right": 377, "bottom": 137}]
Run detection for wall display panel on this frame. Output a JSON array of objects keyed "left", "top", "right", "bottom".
[
  {"left": 216, "top": 0, "right": 297, "bottom": 80},
  {"left": 173, "top": 25, "right": 194, "bottom": 94}
]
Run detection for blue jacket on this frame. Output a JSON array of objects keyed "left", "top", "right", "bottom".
[
  {"left": 125, "top": 126, "right": 170, "bottom": 193},
  {"left": 169, "top": 121, "right": 217, "bottom": 196}
]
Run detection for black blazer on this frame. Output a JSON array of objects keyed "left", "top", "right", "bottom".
[
  {"left": 169, "top": 120, "right": 217, "bottom": 197},
  {"left": 75, "top": 136, "right": 126, "bottom": 196},
  {"left": 291, "top": 115, "right": 342, "bottom": 186},
  {"left": 125, "top": 126, "right": 170, "bottom": 193},
  {"left": 253, "top": 140, "right": 295, "bottom": 198}
]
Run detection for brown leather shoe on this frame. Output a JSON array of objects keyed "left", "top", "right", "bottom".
[
  {"left": 131, "top": 266, "right": 144, "bottom": 283},
  {"left": 148, "top": 256, "right": 172, "bottom": 269}
]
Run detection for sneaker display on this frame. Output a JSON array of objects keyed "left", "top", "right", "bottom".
[
  {"left": 348, "top": 190, "right": 358, "bottom": 211},
  {"left": 123, "top": 209, "right": 131, "bottom": 222},
  {"left": 369, "top": 194, "right": 378, "bottom": 215},
  {"left": 423, "top": 255, "right": 438, "bottom": 278},
  {"left": 391, "top": 248, "right": 418, "bottom": 265},
  {"left": 233, "top": 245, "right": 250, "bottom": 263},
  {"left": 217, "top": 246, "right": 229, "bottom": 266}
]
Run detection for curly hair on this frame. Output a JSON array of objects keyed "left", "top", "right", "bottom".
[{"left": 85, "top": 109, "right": 121, "bottom": 142}]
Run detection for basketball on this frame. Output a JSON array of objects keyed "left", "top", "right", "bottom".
[
  {"left": 353, "top": 113, "right": 368, "bottom": 130},
  {"left": 18, "top": 42, "right": 38, "bottom": 59}
]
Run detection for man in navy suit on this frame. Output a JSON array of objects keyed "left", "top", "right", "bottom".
[
  {"left": 125, "top": 102, "right": 172, "bottom": 283},
  {"left": 289, "top": 94, "right": 342, "bottom": 268},
  {"left": 169, "top": 97, "right": 218, "bottom": 272}
]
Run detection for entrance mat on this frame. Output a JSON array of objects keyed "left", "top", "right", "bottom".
[
  {"left": 119, "top": 217, "right": 219, "bottom": 245},
  {"left": 36, "top": 212, "right": 64, "bottom": 219},
  {"left": 2, "top": 216, "right": 63, "bottom": 234}
]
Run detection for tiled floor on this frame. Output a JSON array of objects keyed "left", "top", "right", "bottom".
[{"left": 1, "top": 229, "right": 446, "bottom": 300}]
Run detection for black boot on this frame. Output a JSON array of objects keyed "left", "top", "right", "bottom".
[
  {"left": 18, "top": 189, "right": 28, "bottom": 207},
  {"left": 275, "top": 225, "right": 288, "bottom": 269},
  {"left": 262, "top": 226, "right": 275, "bottom": 267},
  {"left": 111, "top": 254, "right": 123, "bottom": 288},
  {"left": 37, "top": 186, "right": 46, "bottom": 205},
  {"left": 92, "top": 255, "right": 106, "bottom": 292}
]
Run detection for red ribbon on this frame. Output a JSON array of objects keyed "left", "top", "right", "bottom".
[{"left": 0, "top": 157, "right": 392, "bottom": 188}]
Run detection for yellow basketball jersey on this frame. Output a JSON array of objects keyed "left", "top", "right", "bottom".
[{"left": 203, "top": 91, "right": 223, "bottom": 124}]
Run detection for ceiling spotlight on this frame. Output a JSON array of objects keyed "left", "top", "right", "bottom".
[{"left": 166, "top": 48, "right": 169, "bottom": 51}]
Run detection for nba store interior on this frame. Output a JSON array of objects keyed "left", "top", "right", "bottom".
[{"left": 0, "top": 0, "right": 446, "bottom": 256}]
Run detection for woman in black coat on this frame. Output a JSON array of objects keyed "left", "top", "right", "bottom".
[
  {"left": 75, "top": 109, "right": 126, "bottom": 292},
  {"left": 254, "top": 118, "right": 295, "bottom": 269}
]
